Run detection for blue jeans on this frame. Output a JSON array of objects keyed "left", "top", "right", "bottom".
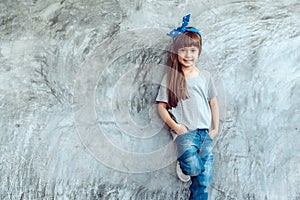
[{"left": 175, "top": 129, "right": 214, "bottom": 200}]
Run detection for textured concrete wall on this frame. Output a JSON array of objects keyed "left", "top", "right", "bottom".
[{"left": 1, "top": 0, "right": 299, "bottom": 199}]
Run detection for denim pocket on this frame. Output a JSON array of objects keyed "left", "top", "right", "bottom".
[
  {"left": 175, "top": 129, "right": 195, "bottom": 143},
  {"left": 204, "top": 129, "right": 213, "bottom": 140},
  {"left": 177, "top": 126, "right": 193, "bottom": 137}
]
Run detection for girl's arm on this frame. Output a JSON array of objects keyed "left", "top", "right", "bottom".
[
  {"left": 157, "top": 102, "right": 188, "bottom": 135},
  {"left": 209, "top": 96, "right": 219, "bottom": 139}
]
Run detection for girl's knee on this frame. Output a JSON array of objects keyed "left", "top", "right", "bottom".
[{"left": 178, "top": 149, "right": 204, "bottom": 176}]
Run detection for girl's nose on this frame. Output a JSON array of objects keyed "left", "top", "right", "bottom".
[{"left": 185, "top": 51, "right": 192, "bottom": 57}]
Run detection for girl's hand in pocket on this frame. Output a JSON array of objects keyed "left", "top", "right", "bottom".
[
  {"left": 175, "top": 124, "right": 188, "bottom": 135},
  {"left": 208, "top": 129, "right": 218, "bottom": 139}
]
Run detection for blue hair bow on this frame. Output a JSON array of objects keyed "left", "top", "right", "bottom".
[{"left": 167, "top": 14, "right": 202, "bottom": 41}]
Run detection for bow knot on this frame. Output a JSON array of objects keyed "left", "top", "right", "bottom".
[{"left": 167, "top": 14, "right": 202, "bottom": 41}]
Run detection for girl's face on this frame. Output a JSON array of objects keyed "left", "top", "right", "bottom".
[{"left": 177, "top": 45, "right": 200, "bottom": 68}]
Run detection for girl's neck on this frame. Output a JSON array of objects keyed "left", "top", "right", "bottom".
[{"left": 182, "top": 66, "right": 200, "bottom": 78}]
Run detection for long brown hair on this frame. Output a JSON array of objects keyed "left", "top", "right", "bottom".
[{"left": 167, "top": 31, "right": 202, "bottom": 108}]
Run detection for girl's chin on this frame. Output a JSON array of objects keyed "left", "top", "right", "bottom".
[{"left": 182, "top": 64, "right": 195, "bottom": 68}]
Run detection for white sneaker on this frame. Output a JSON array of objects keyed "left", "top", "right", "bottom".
[{"left": 176, "top": 161, "right": 191, "bottom": 182}]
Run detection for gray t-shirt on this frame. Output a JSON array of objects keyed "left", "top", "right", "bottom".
[{"left": 156, "top": 70, "right": 217, "bottom": 139}]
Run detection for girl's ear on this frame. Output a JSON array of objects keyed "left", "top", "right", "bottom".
[{"left": 198, "top": 47, "right": 202, "bottom": 56}]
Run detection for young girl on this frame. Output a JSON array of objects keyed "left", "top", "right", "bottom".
[{"left": 156, "top": 14, "right": 219, "bottom": 200}]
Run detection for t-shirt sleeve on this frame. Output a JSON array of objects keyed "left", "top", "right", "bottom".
[
  {"left": 207, "top": 72, "right": 218, "bottom": 100},
  {"left": 156, "top": 75, "right": 168, "bottom": 103}
]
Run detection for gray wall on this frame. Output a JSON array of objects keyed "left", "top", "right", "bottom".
[{"left": 1, "top": 0, "right": 299, "bottom": 199}]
